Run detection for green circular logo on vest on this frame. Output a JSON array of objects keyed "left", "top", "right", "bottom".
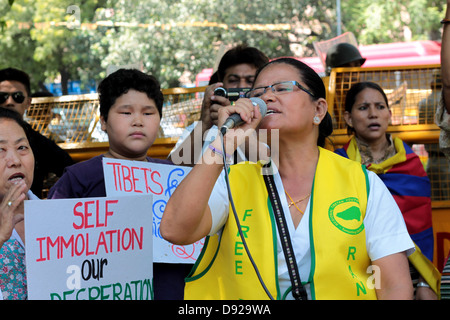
[{"left": 328, "top": 197, "right": 364, "bottom": 235}]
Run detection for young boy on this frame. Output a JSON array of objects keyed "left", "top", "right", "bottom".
[
  {"left": 48, "top": 68, "right": 167, "bottom": 198},
  {"left": 48, "top": 69, "right": 190, "bottom": 300}
]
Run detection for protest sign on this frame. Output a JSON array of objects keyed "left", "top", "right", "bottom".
[
  {"left": 102, "top": 158, "right": 204, "bottom": 263},
  {"left": 25, "top": 194, "right": 153, "bottom": 300}
]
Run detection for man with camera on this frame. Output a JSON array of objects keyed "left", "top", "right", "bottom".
[{"left": 169, "top": 45, "right": 269, "bottom": 166}]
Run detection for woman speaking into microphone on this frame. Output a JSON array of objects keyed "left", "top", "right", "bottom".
[{"left": 161, "top": 57, "right": 415, "bottom": 300}]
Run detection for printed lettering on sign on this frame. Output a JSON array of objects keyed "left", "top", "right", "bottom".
[
  {"left": 24, "top": 194, "right": 153, "bottom": 300},
  {"left": 102, "top": 158, "right": 204, "bottom": 263}
]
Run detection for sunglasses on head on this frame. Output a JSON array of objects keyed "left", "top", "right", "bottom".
[{"left": 0, "top": 91, "right": 26, "bottom": 104}]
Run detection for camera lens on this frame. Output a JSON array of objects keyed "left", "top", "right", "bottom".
[{"left": 213, "top": 87, "right": 227, "bottom": 97}]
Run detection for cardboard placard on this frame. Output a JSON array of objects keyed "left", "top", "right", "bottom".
[
  {"left": 102, "top": 158, "right": 204, "bottom": 264},
  {"left": 25, "top": 194, "right": 153, "bottom": 300}
]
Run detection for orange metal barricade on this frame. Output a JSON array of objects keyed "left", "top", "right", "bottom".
[
  {"left": 326, "top": 64, "right": 449, "bottom": 268},
  {"left": 26, "top": 70, "right": 449, "bottom": 266},
  {"left": 27, "top": 87, "right": 207, "bottom": 144}
]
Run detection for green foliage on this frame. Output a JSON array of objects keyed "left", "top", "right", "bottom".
[
  {"left": 0, "top": 0, "right": 445, "bottom": 93},
  {"left": 340, "top": 0, "right": 445, "bottom": 43}
]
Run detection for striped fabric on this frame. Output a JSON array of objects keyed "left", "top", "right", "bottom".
[{"left": 441, "top": 257, "right": 450, "bottom": 299}]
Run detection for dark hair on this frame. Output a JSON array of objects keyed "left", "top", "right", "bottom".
[
  {"left": 217, "top": 45, "right": 269, "bottom": 82},
  {"left": 0, "top": 106, "right": 31, "bottom": 141},
  {"left": 0, "top": 68, "right": 31, "bottom": 96},
  {"left": 254, "top": 57, "right": 333, "bottom": 147},
  {"left": 344, "top": 82, "right": 389, "bottom": 135},
  {"left": 97, "top": 69, "right": 164, "bottom": 121},
  {"left": 208, "top": 71, "right": 219, "bottom": 85}
]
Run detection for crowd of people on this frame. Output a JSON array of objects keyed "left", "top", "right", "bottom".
[{"left": 0, "top": 3, "right": 449, "bottom": 300}]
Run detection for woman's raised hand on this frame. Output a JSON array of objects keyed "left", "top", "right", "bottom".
[{"left": 0, "top": 180, "right": 27, "bottom": 247}]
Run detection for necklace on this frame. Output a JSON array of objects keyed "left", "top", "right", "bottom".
[{"left": 285, "top": 191, "right": 310, "bottom": 214}]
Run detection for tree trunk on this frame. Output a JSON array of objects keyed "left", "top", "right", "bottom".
[{"left": 59, "top": 69, "right": 70, "bottom": 96}]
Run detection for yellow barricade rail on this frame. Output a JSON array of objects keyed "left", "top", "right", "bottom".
[
  {"left": 327, "top": 64, "right": 441, "bottom": 145},
  {"left": 26, "top": 70, "right": 450, "bottom": 267},
  {"left": 27, "top": 69, "right": 448, "bottom": 203},
  {"left": 326, "top": 64, "right": 448, "bottom": 204},
  {"left": 27, "top": 86, "right": 207, "bottom": 144},
  {"left": 27, "top": 93, "right": 101, "bottom": 143}
]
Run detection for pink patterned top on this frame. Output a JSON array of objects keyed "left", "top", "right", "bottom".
[
  {"left": 0, "top": 230, "right": 27, "bottom": 300},
  {"left": 0, "top": 190, "right": 39, "bottom": 300}
]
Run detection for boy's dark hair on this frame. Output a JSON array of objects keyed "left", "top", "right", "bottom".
[
  {"left": 98, "top": 69, "right": 164, "bottom": 121},
  {"left": 0, "top": 68, "right": 32, "bottom": 96},
  {"left": 217, "top": 45, "right": 269, "bottom": 82}
]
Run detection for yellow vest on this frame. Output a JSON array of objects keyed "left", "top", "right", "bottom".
[{"left": 185, "top": 148, "right": 377, "bottom": 300}]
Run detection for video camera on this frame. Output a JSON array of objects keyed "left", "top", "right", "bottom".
[{"left": 213, "top": 87, "right": 250, "bottom": 102}]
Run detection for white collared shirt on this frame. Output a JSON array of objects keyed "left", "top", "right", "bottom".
[{"left": 207, "top": 164, "right": 415, "bottom": 299}]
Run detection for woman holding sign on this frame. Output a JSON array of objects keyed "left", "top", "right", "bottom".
[
  {"left": 161, "top": 58, "right": 415, "bottom": 300},
  {"left": 0, "top": 107, "right": 39, "bottom": 300}
]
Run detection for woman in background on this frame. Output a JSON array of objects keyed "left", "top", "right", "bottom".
[
  {"left": 0, "top": 107, "right": 40, "bottom": 299},
  {"left": 335, "top": 81, "right": 440, "bottom": 299}
]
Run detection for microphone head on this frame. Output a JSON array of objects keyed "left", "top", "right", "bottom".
[{"left": 249, "top": 97, "right": 267, "bottom": 117}]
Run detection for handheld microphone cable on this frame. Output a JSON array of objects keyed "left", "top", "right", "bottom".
[{"left": 219, "top": 133, "right": 275, "bottom": 300}]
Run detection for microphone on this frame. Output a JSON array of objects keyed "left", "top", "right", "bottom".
[{"left": 220, "top": 97, "right": 267, "bottom": 135}]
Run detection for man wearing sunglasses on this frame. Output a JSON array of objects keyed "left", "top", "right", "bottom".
[
  {"left": 0, "top": 91, "right": 27, "bottom": 106},
  {"left": 0, "top": 68, "right": 74, "bottom": 198}
]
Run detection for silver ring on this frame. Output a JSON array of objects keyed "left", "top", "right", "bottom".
[{"left": 7, "top": 201, "right": 12, "bottom": 207}]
